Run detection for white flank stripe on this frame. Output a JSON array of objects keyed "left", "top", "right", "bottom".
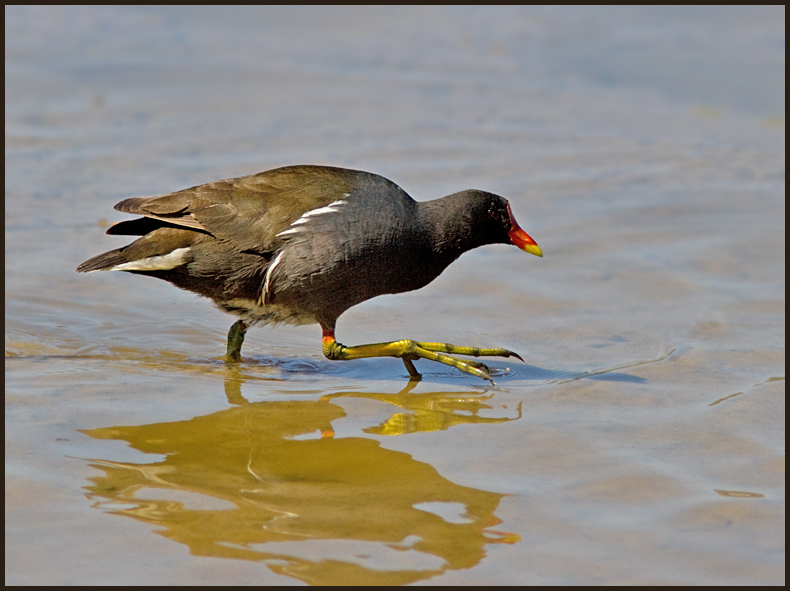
[
  {"left": 301, "top": 199, "right": 346, "bottom": 218},
  {"left": 262, "top": 250, "right": 284, "bottom": 299},
  {"left": 275, "top": 199, "right": 347, "bottom": 238},
  {"left": 111, "top": 247, "right": 190, "bottom": 272}
]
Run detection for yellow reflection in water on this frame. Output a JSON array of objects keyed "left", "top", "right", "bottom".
[
  {"left": 80, "top": 378, "right": 518, "bottom": 585},
  {"left": 321, "top": 379, "right": 522, "bottom": 436},
  {"left": 713, "top": 490, "right": 765, "bottom": 499}
]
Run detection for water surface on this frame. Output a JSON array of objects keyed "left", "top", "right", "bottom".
[{"left": 6, "top": 6, "right": 784, "bottom": 585}]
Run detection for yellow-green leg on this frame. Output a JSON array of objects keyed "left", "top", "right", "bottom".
[
  {"left": 321, "top": 328, "right": 522, "bottom": 384},
  {"left": 226, "top": 320, "right": 248, "bottom": 363}
]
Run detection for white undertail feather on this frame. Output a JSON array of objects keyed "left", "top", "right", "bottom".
[{"left": 110, "top": 247, "right": 191, "bottom": 272}]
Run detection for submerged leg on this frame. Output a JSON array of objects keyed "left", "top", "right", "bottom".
[
  {"left": 226, "top": 320, "right": 248, "bottom": 363},
  {"left": 401, "top": 356, "right": 422, "bottom": 381},
  {"left": 321, "top": 328, "right": 522, "bottom": 384}
]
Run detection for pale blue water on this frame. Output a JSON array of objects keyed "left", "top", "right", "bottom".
[{"left": 6, "top": 6, "right": 784, "bottom": 585}]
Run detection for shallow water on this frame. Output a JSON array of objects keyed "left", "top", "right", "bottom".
[{"left": 5, "top": 6, "right": 784, "bottom": 585}]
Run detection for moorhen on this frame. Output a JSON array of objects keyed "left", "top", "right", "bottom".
[{"left": 77, "top": 165, "right": 542, "bottom": 382}]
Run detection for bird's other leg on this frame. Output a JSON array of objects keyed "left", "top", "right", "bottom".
[{"left": 226, "top": 319, "right": 248, "bottom": 363}]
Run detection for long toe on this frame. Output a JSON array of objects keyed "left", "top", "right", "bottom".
[{"left": 463, "top": 359, "right": 491, "bottom": 372}]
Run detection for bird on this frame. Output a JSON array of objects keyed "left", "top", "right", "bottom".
[{"left": 77, "top": 165, "right": 543, "bottom": 383}]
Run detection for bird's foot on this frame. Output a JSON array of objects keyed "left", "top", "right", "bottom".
[{"left": 321, "top": 330, "right": 522, "bottom": 384}]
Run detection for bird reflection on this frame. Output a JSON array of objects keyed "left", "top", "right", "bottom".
[{"left": 80, "top": 373, "right": 519, "bottom": 586}]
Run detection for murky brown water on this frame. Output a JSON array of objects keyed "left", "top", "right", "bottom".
[{"left": 6, "top": 6, "right": 784, "bottom": 585}]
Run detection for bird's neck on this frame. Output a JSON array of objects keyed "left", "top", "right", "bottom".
[{"left": 418, "top": 195, "right": 486, "bottom": 261}]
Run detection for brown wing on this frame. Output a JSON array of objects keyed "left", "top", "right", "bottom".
[{"left": 108, "top": 165, "right": 358, "bottom": 254}]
